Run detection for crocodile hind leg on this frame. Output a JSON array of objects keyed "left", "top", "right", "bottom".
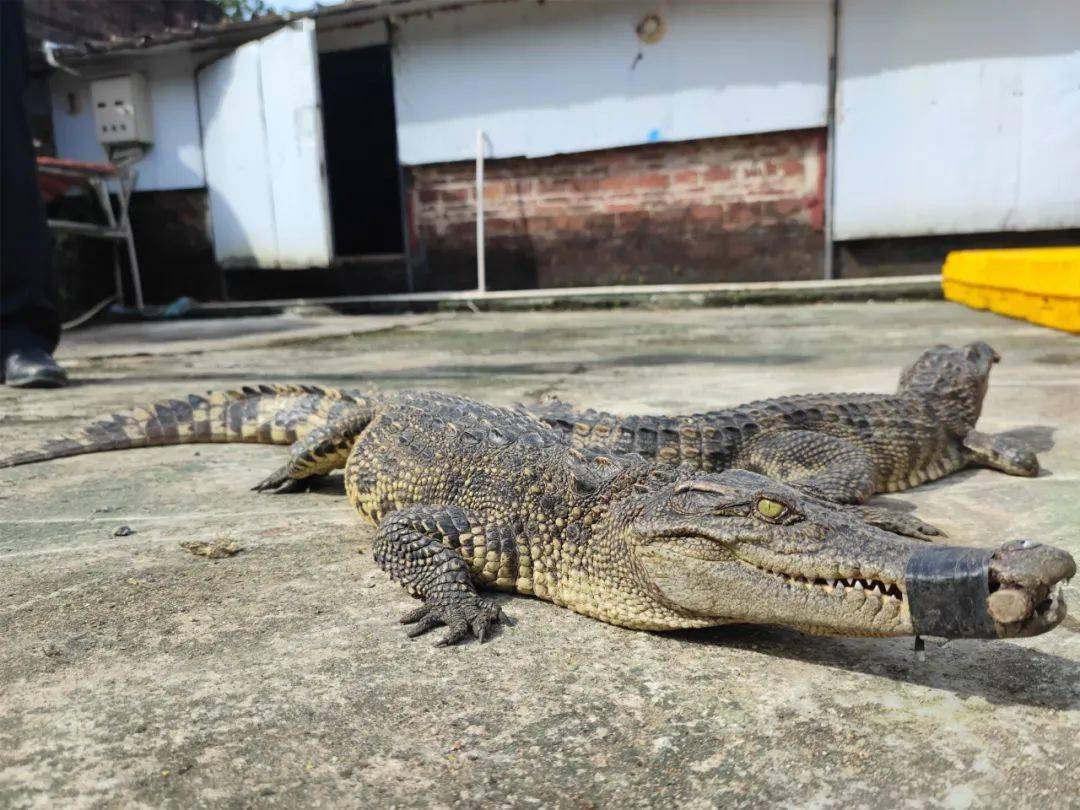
[
  {"left": 253, "top": 409, "right": 373, "bottom": 493},
  {"left": 736, "top": 430, "right": 943, "bottom": 540},
  {"left": 373, "top": 505, "right": 510, "bottom": 646},
  {"left": 963, "top": 430, "right": 1040, "bottom": 477}
]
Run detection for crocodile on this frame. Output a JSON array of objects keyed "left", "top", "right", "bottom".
[
  {"left": 1, "top": 386, "right": 1073, "bottom": 645},
  {"left": 530, "top": 342, "right": 1040, "bottom": 509}
]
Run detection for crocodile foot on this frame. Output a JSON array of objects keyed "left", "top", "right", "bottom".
[
  {"left": 849, "top": 505, "right": 945, "bottom": 542},
  {"left": 251, "top": 468, "right": 324, "bottom": 493},
  {"left": 399, "top": 597, "right": 508, "bottom": 646}
]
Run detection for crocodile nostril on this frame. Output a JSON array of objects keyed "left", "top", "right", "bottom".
[{"left": 1001, "top": 539, "right": 1041, "bottom": 551}]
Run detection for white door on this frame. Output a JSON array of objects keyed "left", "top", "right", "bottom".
[{"left": 197, "top": 19, "right": 333, "bottom": 268}]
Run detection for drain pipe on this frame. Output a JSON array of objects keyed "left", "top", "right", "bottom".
[
  {"left": 475, "top": 129, "right": 488, "bottom": 293},
  {"left": 823, "top": 0, "right": 840, "bottom": 279}
]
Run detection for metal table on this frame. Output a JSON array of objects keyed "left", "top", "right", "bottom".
[{"left": 36, "top": 155, "right": 145, "bottom": 310}]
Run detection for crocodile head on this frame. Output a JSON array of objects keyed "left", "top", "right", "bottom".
[
  {"left": 629, "top": 469, "right": 1073, "bottom": 638},
  {"left": 896, "top": 341, "right": 1000, "bottom": 434}
]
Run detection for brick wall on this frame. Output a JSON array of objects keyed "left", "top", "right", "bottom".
[{"left": 407, "top": 128, "right": 826, "bottom": 290}]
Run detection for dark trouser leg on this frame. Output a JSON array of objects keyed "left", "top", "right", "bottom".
[{"left": 1, "top": 1, "right": 61, "bottom": 362}]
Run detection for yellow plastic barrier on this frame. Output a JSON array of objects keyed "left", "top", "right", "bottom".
[{"left": 942, "top": 247, "right": 1080, "bottom": 334}]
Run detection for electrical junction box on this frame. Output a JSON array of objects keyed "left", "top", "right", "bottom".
[{"left": 90, "top": 74, "right": 153, "bottom": 146}]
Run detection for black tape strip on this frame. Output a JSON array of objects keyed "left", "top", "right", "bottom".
[{"left": 906, "top": 546, "right": 997, "bottom": 638}]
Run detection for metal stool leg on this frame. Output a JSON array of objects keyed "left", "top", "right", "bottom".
[
  {"left": 89, "top": 177, "right": 125, "bottom": 305},
  {"left": 116, "top": 169, "right": 144, "bottom": 310}
]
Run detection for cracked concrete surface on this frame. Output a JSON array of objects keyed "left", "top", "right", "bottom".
[{"left": 1, "top": 301, "right": 1078, "bottom": 808}]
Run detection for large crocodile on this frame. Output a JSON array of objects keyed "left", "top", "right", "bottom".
[
  {"left": 530, "top": 342, "right": 1040, "bottom": 508},
  {"left": 1, "top": 387, "right": 1072, "bottom": 645}
]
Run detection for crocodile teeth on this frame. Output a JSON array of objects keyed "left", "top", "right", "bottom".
[{"left": 759, "top": 568, "right": 902, "bottom": 601}]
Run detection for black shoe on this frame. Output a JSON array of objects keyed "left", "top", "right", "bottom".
[{"left": 3, "top": 347, "right": 69, "bottom": 388}]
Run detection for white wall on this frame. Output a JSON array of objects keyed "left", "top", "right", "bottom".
[
  {"left": 392, "top": 0, "right": 830, "bottom": 165},
  {"left": 834, "top": 0, "right": 1080, "bottom": 240},
  {"left": 50, "top": 51, "right": 205, "bottom": 191}
]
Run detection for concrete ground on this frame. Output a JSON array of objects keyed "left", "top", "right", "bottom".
[{"left": 1, "top": 301, "right": 1077, "bottom": 809}]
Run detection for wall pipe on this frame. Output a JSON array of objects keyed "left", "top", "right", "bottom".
[
  {"left": 475, "top": 128, "right": 487, "bottom": 293},
  {"left": 823, "top": 0, "right": 840, "bottom": 280}
]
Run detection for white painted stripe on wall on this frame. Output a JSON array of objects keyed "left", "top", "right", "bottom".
[{"left": 392, "top": 0, "right": 830, "bottom": 165}]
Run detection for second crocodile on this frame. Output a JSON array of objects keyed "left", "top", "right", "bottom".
[{"left": 531, "top": 342, "right": 1040, "bottom": 509}]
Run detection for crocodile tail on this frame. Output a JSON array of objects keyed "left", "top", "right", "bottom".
[{"left": 0, "top": 384, "right": 374, "bottom": 469}]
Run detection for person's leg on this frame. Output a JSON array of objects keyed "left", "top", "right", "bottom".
[{"left": 1, "top": 0, "right": 67, "bottom": 388}]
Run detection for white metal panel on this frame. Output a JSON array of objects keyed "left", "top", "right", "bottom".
[
  {"left": 834, "top": 0, "right": 1080, "bottom": 239},
  {"left": 197, "top": 20, "right": 332, "bottom": 268},
  {"left": 197, "top": 41, "right": 279, "bottom": 266},
  {"left": 392, "top": 0, "right": 830, "bottom": 165},
  {"left": 259, "top": 19, "right": 333, "bottom": 267},
  {"left": 50, "top": 51, "right": 205, "bottom": 190},
  {"left": 90, "top": 74, "right": 154, "bottom": 145}
]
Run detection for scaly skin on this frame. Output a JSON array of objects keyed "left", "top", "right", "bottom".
[
  {"left": 528, "top": 342, "right": 1041, "bottom": 505},
  {"left": 0, "top": 384, "right": 371, "bottom": 470},
  {"left": 1, "top": 387, "right": 1073, "bottom": 645}
]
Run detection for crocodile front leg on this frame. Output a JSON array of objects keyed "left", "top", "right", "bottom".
[
  {"left": 373, "top": 505, "right": 511, "bottom": 646},
  {"left": 963, "top": 429, "right": 1040, "bottom": 477}
]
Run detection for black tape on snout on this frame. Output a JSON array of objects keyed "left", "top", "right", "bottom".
[{"left": 905, "top": 547, "right": 997, "bottom": 638}]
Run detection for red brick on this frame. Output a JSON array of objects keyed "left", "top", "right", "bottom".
[
  {"left": 482, "top": 181, "right": 511, "bottom": 201},
  {"left": 690, "top": 205, "right": 723, "bottom": 221},
  {"left": 599, "top": 175, "right": 637, "bottom": 192},
  {"left": 538, "top": 177, "right": 601, "bottom": 194},
  {"left": 532, "top": 205, "right": 569, "bottom": 217},
  {"left": 438, "top": 188, "right": 472, "bottom": 204},
  {"left": 780, "top": 158, "right": 806, "bottom": 176},
  {"left": 637, "top": 173, "right": 670, "bottom": 189},
  {"left": 703, "top": 165, "right": 734, "bottom": 182},
  {"left": 615, "top": 211, "right": 650, "bottom": 228},
  {"left": 484, "top": 217, "right": 518, "bottom": 235},
  {"left": 552, "top": 215, "right": 589, "bottom": 231},
  {"left": 772, "top": 198, "right": 806, "bottom": 218},
  {"left": 724, "top": 201, "right": 758, "bottom": 229}
]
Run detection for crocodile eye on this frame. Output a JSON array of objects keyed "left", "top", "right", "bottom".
[{"left": 756, "top": 498, "right": 787, "bottom": 519}]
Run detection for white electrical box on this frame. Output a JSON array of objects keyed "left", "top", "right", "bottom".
[{"left": 90, "top": 74, "right": 153, "bottom": 146}]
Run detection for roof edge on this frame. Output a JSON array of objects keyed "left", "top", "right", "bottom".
[{"left": 42, "top": 0, "right": 498, "bottom": 65}]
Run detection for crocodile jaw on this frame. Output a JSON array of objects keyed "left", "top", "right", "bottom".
[
  {"left": 638, "top": 536, "right": 1072, "bottom": 639},
  {"left": 637, "top": 544, "right": 914, "bottom": 637},
  {"left": 629, "top": 471, "right": 1074, "bottom": 639}
]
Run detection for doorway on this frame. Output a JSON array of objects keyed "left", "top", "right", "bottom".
[{"left": 318, "top": 45, "right": 404, "bottom": 257}]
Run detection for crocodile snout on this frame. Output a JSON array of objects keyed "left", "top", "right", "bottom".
[
  {"left": 987, "top": 540, "right": 1075, "bottom": 637},
  {"left": 904, "top": 540, "right": 1074, "bottom": 639}
]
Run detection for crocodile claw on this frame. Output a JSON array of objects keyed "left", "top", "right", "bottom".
[
  {"left": 252, "top": 468, "right": 320, "bottom": 494},
  {"left": 848, "top": 505, "right": 945, "bottom": 542},
  {"left": 399, "top": 598, "right": 507, "bottom": 646}
]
